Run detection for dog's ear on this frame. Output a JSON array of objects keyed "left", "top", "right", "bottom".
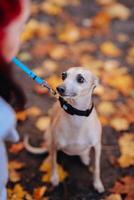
[{"left": 92, "top": 75, "right": 99, "bottom": 87}]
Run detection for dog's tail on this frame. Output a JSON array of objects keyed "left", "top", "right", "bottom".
[{"left": 24, "top": 135, "right": 48, "bottom": 154}]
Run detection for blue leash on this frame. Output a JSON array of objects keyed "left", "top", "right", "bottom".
[{"left": 12, "top": 57, "right": 57, "bottom": 96}]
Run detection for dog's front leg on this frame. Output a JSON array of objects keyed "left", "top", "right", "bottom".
[
  {"left": 50, "top": 146, "right": 59, "bottom": 186},
  {"left": 93, "top": 143, "right": 104, "bottom": 193}
]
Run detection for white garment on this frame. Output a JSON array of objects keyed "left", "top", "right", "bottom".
[{"left": 0, "top": 97, "right": 19, "bottom": 200}]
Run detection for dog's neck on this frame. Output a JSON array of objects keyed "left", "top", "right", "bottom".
[{"left": 67, "top": 92, "right": 93, "bottom": 111}]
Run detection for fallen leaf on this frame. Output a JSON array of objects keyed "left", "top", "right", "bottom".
[
  {"left": 105, "top": 194, "right": 122, "bottom": 200},
  {"left": 21, "top": 19, "right": 52, "bottom": 42},
  {"left": 100, "top": 41, "right": 121, "bottom": 57},
  {"left": 43, "top": 59, "right": 58, "bottom": 74},
  {"left": 108, "top": 74, "right": 133, "bottom": 96},
  {"left": 110, "top": 176, "right": 134, "bottom": 200},
  {"left": 9, "top": 142, "right": 24, "bottom": 154},
  {"left": 110, "top": 117, "right": 129, "bottom": 131},
  {"left": 49, "top": 45, "right": 69, "bottom": 60},
  {"left": 35, "top": 116, "right": 50, "bottom": 131},
  {"left": 105, "top": 3, "right": 131, "bottom": 20},
  {"left": 33, "top": 186, "right": 47, "bottom": 200},
  {"left": 40, "top": 157, "right": 68, "bottom": 183},
  {"left": 58, "top": 24, "right": 80, "bottom": 43},
  {"left": 91, "top": 11, "right": 111, "bottom": 29},
  {"left": 48, "top": 0, "right": 80, "bottom": 7},
  {"left": 7, "top": 184, "right": 26, "bottom": 200},
  {"left": 8, "top": 161, "right": 25, "bottom": 170},
  {"left": 40, "top": 2, "right": 62, "bottom": 15},
  {"left": 26, "top": 106, "right": 42, "bottom": 117},
  {"left": 118, "top": 133, "right": 134, "bottom": 167},
  {"left": 16, "top": 110, "right": 27, "bottom": 122},
  {"left": 97, "top": 101, "right": 116, "bottom": 116},
  {"left": 9, "top": 170, "right": 21, "bottom": 183},
  {"left": 47, "top": 75, "right": 62, "bottom": 90}
]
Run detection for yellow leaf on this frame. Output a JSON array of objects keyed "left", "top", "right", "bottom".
[
  {"left": 105, "top": 3, "right": 131, "bottom": 20},
  {"left": 40, "top": 2, "right": 62, "bottom": 15},
  {"left": 108, "top": 75, "right": 133, "bottom": 96},
  {"left": 47, "top": 75, "right": 62, "bottom": 90},
  {"left": 105, "top": 194, "right": 122, "bottom": 200},
  {"left": 26, "top": 107, "right": 42, "bottom": 117},
  {"left": 58, "top": 24, "right": 80, "bottom": 43},
  {"left": 8, "top": 161, "right": 25, "bottom": 170},
  {"left": 97, "top": 101, "right": 116, "bottom": 116},
  {"left": 35, "top": 116, "right": 50, "bottom": 131},
  {"left": 7, "top": 184, "right": 26, "bottom": 200},
  {"left": 49, "top": 45, "right": 68, "bottom": 60},
  {"left": 100, "top": 41, "right": 121, "bottom": 57},
  {"left": 40, "top": 158, "right": 68, "bottom": 183},
  {"left": 118, "top": 133, "right": 134, "bottom": 167},
  {"left": 110, "top": 117, "right": 129, "bottom": 131},
  {"left": 9, "top": 170, "right": 21, "bottom": 183}
]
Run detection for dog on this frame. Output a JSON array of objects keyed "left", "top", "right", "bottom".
[
  {"left": 25, "top": 67, "right": 105, "bottom": 193},
  {"left": 0, "top": 97, "right": 19, "bottom": 200}
]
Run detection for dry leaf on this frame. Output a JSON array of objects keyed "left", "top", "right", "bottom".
[
  {"left": 97, "top": 101, "right": 116, "bottom": 116},
  {"left": 110, "top": 118, "right": 129, "bottom": 131},
  {"left": 49, "top": 45, "right": 68, "bottom": 60},
  {"left": 43, "top": 59, "right": 58, "bottom": 73},
  {"left": 110, "top": 176, "right": 134, "bottom": 200},
  {"left": 16, "top": 110, "right": 27, "bottom": 122},
  {"left": 108, "top": 74, "right": 133, "bottom": 96},
  {"left": 105, "top": 194, "right": 122, "bottom": 200},
  {"left": 21, "top": 19, "right": 52, "bottom": 42},
  {"left": 33, "top": 186, "right": 47, "bottom": 200},
  {"left": 8, "top": 161, "right": 25, "bottom": 170},
  {"left": 7, "top": 184, "right": 26, "bottom": 200},
  {"left": 40, "top": 2, "right": 62, "bottom": 15},
  {"left": 9, "top": 170, "right": 21, "bottom": 183},
  {"left": 91, "top": 11, "right": 111, "bottom": 28},
  {"left": 48, "top": 0, "right": 80, "bottom": 7},
  {"left": 58, "top": 24, "right": 80, "bottom": 43},
  {"left": 9, "top": 142, "right": 24, "bottom": 154},
  {"left": 47, "top": 75, "right": 62, "bottom": 90},
  {"left": 118, "top": 133, "right": 134, "bottom": 167},
  {"left": 100, "top": 41, "right": 121, "bottom": 57},
  {"left": 26, "top": 106, "right": 42, "bottom": 117},
  {"left": 35, "top": 116, "right": 50, "bottom": 131},
  {"left": 105, "top": 3, "right": 131, "bottom": 20},
  {"left": 40, "top": 157, "right": 68, "bottom": 183}
]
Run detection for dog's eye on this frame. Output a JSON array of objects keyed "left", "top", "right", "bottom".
[
  {"left": 62, "top": 72, "right": 67, "bottom": 80},
  {"left": 77, "top": 74, "right": 85, "bottom": 83}
]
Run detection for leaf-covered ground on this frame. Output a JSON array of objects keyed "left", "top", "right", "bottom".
[{"left": 7, "top": 0, "right": 134, "bottom": 199}]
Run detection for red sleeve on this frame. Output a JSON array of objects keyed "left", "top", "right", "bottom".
[{"left": 0, "top": 0, "right": 22, "bottom": 28}]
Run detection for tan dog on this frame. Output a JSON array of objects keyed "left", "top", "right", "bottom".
[{"left": 25, "top": 67, "right": 104, "bottom": 193}]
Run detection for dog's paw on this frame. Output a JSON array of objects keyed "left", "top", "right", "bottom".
[
  {"left": 93, "top": 180, "right": 105, "bottom": 193},
  {"left": 51, "top": 173, "right": 59, "bottom": 186}
]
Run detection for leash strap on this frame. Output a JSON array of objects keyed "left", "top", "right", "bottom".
[{"left": 12, "top": 57, "right": 56, "bottom": 96}]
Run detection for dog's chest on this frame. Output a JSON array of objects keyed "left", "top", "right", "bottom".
[{"left": 55, "top": 116, "right": 92, "bottom": 155}]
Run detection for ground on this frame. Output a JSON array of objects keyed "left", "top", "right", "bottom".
[{"left": 7, "top": 0, "right": 134, "bottom": 199}]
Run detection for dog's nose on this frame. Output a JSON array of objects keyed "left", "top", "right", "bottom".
[{"left": 56, "top": 86, "right": 65, "bottom": 95}]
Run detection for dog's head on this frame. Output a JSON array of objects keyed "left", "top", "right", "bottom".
[{"left": 56, "top": 67, "right": 99, "bottom": 98}]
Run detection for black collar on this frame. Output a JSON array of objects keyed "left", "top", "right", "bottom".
[{"left": 59, "top": 96, "right": 94, "bottom": 117}]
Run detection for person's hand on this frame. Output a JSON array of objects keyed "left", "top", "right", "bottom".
[{"left": 0, "top": 97, "right": 19, "bottom": 142}]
